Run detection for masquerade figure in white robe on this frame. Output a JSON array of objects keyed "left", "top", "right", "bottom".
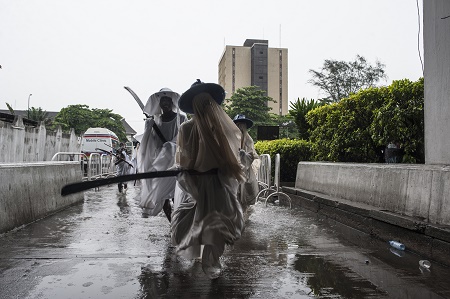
[
  {"left": 116, "top": 143, "right": 131, "bottom": 193},
  {"left": 171, "top": 80, "right": 245, "bottom": 279},
  {"left": 138, "top": 88, "right": 187, "bottom": 220},
  {"left": 233, "top": 114, "right": 260, "bottom": 217}
]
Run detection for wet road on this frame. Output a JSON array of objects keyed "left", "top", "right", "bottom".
[{"left": 1, "top": 184, "right": 450, "bottom": 299}]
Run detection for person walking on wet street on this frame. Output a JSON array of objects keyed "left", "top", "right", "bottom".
[
  {"left": 171, "top": 79, "right": 245, "bottom": 279},
  {"left": 233, "top": 114, "right": 260, "bottom": 218},
  {"left": 138, "top": 87, "right": 187, "bottom": 221},
  {"left": 115, "top": 142, "right": 131, "bottom": 193}
]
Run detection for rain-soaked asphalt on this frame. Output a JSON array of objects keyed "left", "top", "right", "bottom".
[{"left": 1, "top": 183, "right": 450, "bottom": 299}]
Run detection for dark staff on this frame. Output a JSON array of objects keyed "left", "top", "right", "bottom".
[
  {"left": 61, "top": 168, "right": 218, "bottom": 196},
  {"left": 95, "top": 147, "right": 134, "bottom": 168}
]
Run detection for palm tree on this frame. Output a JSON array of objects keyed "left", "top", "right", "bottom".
[
  {"left": 29, "top": 107, "right": 52, "bottom": 125},
  {"left": 5, "top": 102, "right": 15, "bottom": 115},
  {"left": 289, "top": 98, "right": 325, "bottom": 140}
]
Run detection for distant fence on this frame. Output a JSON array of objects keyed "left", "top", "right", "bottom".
[{"left": 0, "top": 115, "right": 81, "bottom": 163}]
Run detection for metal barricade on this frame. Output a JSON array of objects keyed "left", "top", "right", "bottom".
[
  {"left": 88, "top": 153, "right": 101, "bottom": 181},
  {"left": 257, "top": 154, "right": 271, "bottom": 190},
  {"left": 256, "top": 153, "right": 292, "bottom": 208},
  {"left": 52, "top": 152, "right": 117, "bottom": 183},
  {"left": 100, "top": 154, "right": 117, "bottom": 178}
]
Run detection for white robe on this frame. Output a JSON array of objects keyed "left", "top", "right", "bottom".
[
  {"left": 138, "top": 114, "right": 186, "bottom": 216},
  {"left": 171, "top": 106, "right": 244, "bottom": 279}
]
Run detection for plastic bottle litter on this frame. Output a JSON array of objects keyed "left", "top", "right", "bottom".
[
  {"left": 389, "top": 240, "right": 405, "bottom": 251},
  {"left": 419, "top": 260, "right": 431, "bottom": 269}
]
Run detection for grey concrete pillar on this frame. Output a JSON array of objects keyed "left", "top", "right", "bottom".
[
  {"left": 424, "top": 0, "right": 450, "bottom": 164},
  {"left": 37, "top": 121, "right": 47, "bottom": 161},
  {"left": 11, "top": 115, "right": 25, "bottom": 163}
]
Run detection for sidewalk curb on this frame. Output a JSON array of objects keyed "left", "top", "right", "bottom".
[{"left": 282, "top": 186, "right": 450, "bottom": 267}]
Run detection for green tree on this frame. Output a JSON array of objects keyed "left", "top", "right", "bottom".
[
  {"left": 224, "top": 86, "right": 276, "bottom": 139},
  {"left": 53, "top": 104, "right": 127, "bottom": 141},
  {"left": 28, "top": 107, "right": 52, "bottom": 125},
  {"left": 289, "top": 97, "right": 325, "bottom": 140},
  {"left": 92, "top": 108, "right": 127, "bottom": 141},
  {"left": 52, "top": 104, "right": 92, "bottom": 134},
  {"left": 308, "top": 55, "right": 387, "bottom": 102}
]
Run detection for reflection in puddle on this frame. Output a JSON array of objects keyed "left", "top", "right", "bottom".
[
  {"left": 293, "top": 254, "right": 387, "bottom": 298},
  {"left": 390, "top": 247, "right": 405, "bottom": 257}
]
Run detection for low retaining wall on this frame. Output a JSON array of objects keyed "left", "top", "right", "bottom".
[
  {"left": 0, "top": 162, "right": 84, "bottom": 233},
  {"left": 295, "top": 162, "right": 450, "bottom": 226},
  {"left": 0, "top": 116, "right": 81, "bottom": 163},
  {"left": 282, "top": 186, "right": 450, "bottom": 267}
]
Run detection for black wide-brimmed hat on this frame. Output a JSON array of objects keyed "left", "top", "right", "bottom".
[
  {"left": 233, "top": 114, "right": 254, "bottom": 129},
  {"left": 178, "top": 79, "right": 225, "bottom": 114}
]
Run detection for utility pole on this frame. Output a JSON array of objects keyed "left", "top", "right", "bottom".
[{"left": 27, "top": 94, "right": 32, "bottom": 119}]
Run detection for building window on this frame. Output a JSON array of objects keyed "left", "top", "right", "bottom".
[{"left": 259, "top": 76, "right": 263, "bottom": 79}]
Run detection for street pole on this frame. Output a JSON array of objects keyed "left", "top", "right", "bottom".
[{"left": 27, "top": 94, "right": 32, "bottom": 119}]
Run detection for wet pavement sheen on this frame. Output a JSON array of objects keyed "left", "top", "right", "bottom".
[{"left": 1, "top": 184, "right": 450, "bottom": 298}]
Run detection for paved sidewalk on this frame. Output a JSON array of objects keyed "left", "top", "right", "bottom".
[{"left": 0, "top": 184, "right": 449, "bottom": 298}]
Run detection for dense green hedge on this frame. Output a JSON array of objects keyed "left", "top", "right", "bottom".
[
  {"left": 307, "top": 78, "right": 424, "bottom": 163},
  {"left": 253, "top": 78, "right": 423, "bottom": 183},
  {"left": 254, "top": 138, "right": 312, "bottom": 182}
]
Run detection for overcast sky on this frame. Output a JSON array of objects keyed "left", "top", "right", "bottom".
[{"left": 0, "top": 0, "right": 424, "bottom": 135}]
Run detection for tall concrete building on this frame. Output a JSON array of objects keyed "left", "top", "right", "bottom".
[{"left": 218, "top": 39, "right": 288, "bottom": 115}]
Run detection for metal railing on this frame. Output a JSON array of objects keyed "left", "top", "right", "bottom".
[
  {"left": 256, "top": 153, "right": 292, "bottom": 208},
  {"left": 51, "top": 152, "right": 86, "bottom": 162},
  {"left": 87, "top": 153, "right": 116, "bottom": 181},
  {"left": 51, "top": 152, "right": 116, "bottom": 182},
  {"left": 257, "top": 154, "right": 271, "bottom": 190}
]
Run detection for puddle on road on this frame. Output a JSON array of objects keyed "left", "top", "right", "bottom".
[
  {"left": 2, "top": 185, "right": 450, "bottom": 299},
  {"left": 23, "top": 259, "right": 144, "bottom": 299},
  {"left": 224, "top": 203, "right": 450, "bottom": 299},
  {"left": 292, "top": 254, "right": 386, "bottom": 298}
]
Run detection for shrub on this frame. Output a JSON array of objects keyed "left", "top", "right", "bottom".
[
  {"left": 307, "top": 78, "right": 423, "bottom": 163},
  {"left": 254, "top": 138, "right": 312, "bottom": 182},
  {"left": 370, "top": 78, "right": 424, "bottom": 163}
]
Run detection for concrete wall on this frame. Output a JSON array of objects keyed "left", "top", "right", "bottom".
[
  {"left": 424, "top": 0, "right": 450, "bottom": 164},
  {"left": 0, "top": 162, "right": 84, "bottom": 233},
  {"left": 295, "top": 162, "right": 450, "bottom": 225},
  {"left": 0, "top": 116, "right": 81, "bottom": 163}
]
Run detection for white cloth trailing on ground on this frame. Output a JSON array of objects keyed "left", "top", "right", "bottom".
[{"left": 171, "top": 94, "right": 245, "bottom": 279}]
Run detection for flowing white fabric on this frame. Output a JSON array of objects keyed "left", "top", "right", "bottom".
[
  {"left": 237, "top": 123, "right": 260, "bottom": 210},
  {"left": 138, "top": 112, "right": 186, "bottom": 216},
  {"left": 128, "top": 143, "right": 139, "bottom": 175},
  {"left": 171, "top": 93, "right": 245, "bottom": 279}
]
